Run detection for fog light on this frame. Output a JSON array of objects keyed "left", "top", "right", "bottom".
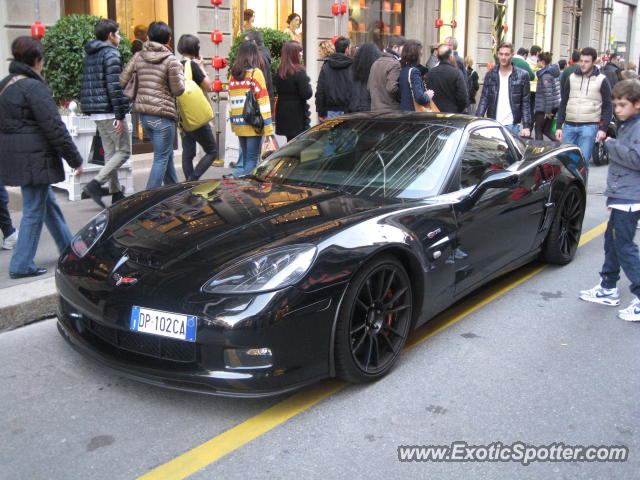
[{"left": 224, "top": 348, "right": 273, "bottom": 370}]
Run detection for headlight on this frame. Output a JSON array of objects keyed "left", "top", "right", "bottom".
[
  {"left": 71, "top": 211, "right": 108, "bottom": 258},
  {"left": 203, "top": 244, "right": 317, "bottom": 294}
]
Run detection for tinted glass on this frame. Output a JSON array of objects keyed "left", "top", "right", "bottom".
[
  {"left": 254, "top": 119, "right": 461, "bottom": 199},
  {"left": 459, "top": 127, "right": 517, "bottom": 188}
]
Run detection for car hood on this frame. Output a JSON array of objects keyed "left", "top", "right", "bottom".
[{"left": 109, "top": 179, "right": 402, "bottom": 269}]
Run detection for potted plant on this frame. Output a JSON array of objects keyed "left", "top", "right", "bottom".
[{"left": 41, "top": 14, "right": 133, "bottom": 200}]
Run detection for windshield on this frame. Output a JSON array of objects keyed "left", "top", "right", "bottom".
[{"left": 253, "top": 118, "right": 462, "bottom": 199}]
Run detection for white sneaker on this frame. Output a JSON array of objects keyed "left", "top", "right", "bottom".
[
  {"left": 2, "top": 229, "right": 17, "bottom": 250},
  {"left": 579, "top": 283, "right": 620, "bottom": 306},
  {"left": 618, "top": 298, "right": 640, "bottom": 322}
]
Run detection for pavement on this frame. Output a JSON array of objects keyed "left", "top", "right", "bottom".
[{"left": 0, "top": 152, "right": 231, "bottom": 331}]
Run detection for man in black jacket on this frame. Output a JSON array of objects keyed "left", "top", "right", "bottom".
[
  {"left": 425, "top": 44, "right": 468, "bottom": 113},
  {"left": 476, "top": 42, "right": 532, "bottom": 136},
  {"left": 316, "top": 36, "right": 353, "bottom": 121},
  {"left": 603, "top": 53, "right": 623, "bottom": 89},
  {"left": 80, "top": 19, "right": 130, "bottom": 208}
]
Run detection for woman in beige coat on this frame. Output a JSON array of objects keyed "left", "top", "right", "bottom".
[{"left": 120, "top": 21, "right": 184, "bottom": 189}]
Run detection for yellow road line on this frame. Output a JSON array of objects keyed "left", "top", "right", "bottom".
[{"left": 138, "top": 221, "right": 608, "bottom": 480}]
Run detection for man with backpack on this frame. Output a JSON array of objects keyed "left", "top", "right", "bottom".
[{"left": 80, "top": 19, "right": 130, "bottom": 208}]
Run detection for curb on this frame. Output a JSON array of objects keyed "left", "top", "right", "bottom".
[{"left": 0, "top": 277, "right": 57, "bottom": 331}]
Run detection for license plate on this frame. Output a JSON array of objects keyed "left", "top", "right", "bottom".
[{"left": 130, "top": 306, "right": 197, "bottom": 342}]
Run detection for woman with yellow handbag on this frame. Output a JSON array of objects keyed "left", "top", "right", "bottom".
[{"left": 177, "top": 34, "right": 218, "bottom": 181}]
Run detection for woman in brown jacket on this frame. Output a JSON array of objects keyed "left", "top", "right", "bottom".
[{"left": 120, "top": 21, "right": 184, "bottom": 189}]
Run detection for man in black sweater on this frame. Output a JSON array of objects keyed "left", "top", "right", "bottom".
[{"left": 80, "top": 19, "right": 130, "bottom": 207}]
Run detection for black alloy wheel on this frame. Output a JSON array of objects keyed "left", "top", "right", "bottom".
[
  {"left": 541, "top": 184, "right": 584, "bottom": 264},
  {"left": 591, "top": 141, "right": 609, "bottom": 166},
  {"left": 335, "top": 255, "right": 413, "bottom": 383}
]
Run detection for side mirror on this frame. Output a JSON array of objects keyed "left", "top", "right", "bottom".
[{"left": 457, "top": 170, "right": 519, "bottom": 212}]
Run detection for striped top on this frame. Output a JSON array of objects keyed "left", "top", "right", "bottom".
[{"left": 228, "top": 68, "right": 274, "bottom": 137}]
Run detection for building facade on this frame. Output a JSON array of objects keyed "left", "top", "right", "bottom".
[{"left": 1, "top": 0, "right": 638, "bottom": 150}]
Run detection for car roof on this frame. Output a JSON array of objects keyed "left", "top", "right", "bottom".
[{"left": 337, "top": 112, "right": 501, "bottom": 130}]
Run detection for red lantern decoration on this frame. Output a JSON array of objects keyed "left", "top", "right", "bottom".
[
  {"left": 452, "top": 20, "right": 457, "bottom": 28},
  {"left": 211, "top": 30, "right": 223, "bottom": 44},
  {"left": 210, "top": 0, "right": 222, "bottom": 4},
  {"left": 487, "top": 61, "right": 495, "bottom": 70},
  {"left": 212, "top": 79, "right": 223, "bottom": 92},
  {"left": 31, "top": 21, "right": 46, "bottom": 39},
  {"left": 340, "top": 2, "right": 348, "bottom": 14},
  {"left": 331, "top": 3, "right": 340, "bottom": 16},
  {"left": 435, "top": 18, "right": 444, "bottom": 28},
  {"left": 331, "top": 35, "right": 340, "bottom": 45},
  {"left": 503, "top": 25, "right": 509, "bottom": 32},
  {"left": 211, "top": 56, "right": 228, "bottom": 70}
]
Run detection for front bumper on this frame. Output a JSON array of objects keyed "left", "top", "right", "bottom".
[{"left": 56, "top": 272, "right": 347, "bottom": 398}]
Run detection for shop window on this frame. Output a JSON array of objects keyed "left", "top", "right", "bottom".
[
  {"left": 437, "top": 0, "right": 466, "bottom": 54},
  {"left": 233, "top": 0, "right": 304, "bottom": 39},
  {"left": 533, "top": 0, "right": 553, "bottom": 50},
  {"left": 348, "top": 0, "right": 405, "bottom": 49}
]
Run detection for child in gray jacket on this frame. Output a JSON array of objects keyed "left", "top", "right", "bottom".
[{"left": 579, "top": 79, "right": 640, "bottom": 321}]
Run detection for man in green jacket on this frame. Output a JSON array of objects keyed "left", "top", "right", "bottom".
[{"left": 513, "top": 47, "right": 534, "bottom": 80}]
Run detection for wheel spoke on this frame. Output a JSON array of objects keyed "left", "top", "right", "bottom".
[
  {"left": 350, "top": 323, "right": 366, "bottom": 336},
  {"left": 382, "top": 323, "right": 403, "bottom": 337},
  {"left": 355, "top": 297, "right": 369, "bottom": 312},
  {"left": 364, "top": 279, "right": 374, "bottom": 306},
  {"left": 381, "top": 269, "right": 396, "bottom": 300},
  {"left": 387, "top": 304, "right": 410, "bottom": 315},
  {"left": 352, "top": 330, "right": 367, "bottom": 352},
  {"left": 381, "top": 330, "right": 395, "bottom": 353},
  {"left": 364, "top": 334, "right": 374, "bottom": 370},
  {"left": 384, "top": 286, "right": 408, "bottom": 306},
  {"left": 371, "top": 335, "right": 380, "bottom": 368}
]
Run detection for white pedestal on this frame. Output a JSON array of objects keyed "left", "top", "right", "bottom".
[{"left": 54, "top": 114, "right": 134, "bottom": 201}]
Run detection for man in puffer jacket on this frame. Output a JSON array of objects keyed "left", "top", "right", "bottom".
[
  {"left": 120, "top": 21, "right": 184, "bottom": 189},
  {"left": 80, "top": 19, "right": 130, "bottom": 208},
  {"left": 476, "top": 42, "right": 531, "bottom": 136},
  {"left": 316, "top": 36, "right": 353, "bottom": 120},
  {"left": 533, "top": 52, "right": 561, "bottom": 140}
]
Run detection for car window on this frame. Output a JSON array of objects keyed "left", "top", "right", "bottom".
[
  {"left": 254, "top": 119, "right": 462, "bottom": 199},
  {"left": 458, "top": 127, "right": 518, "bottom": 189}
]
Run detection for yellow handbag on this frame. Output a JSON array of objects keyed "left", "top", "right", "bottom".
[{"left": 177, "top": 60, "right": 214, "bottom": 132}]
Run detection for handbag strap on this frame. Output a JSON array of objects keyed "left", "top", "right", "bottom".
[
  {"left": 184, "top": 59, "right": 193, "bottom": 81},
  {"left": 0, "top": 75, "right": 28, "bottom": 97},
  {"left": 407, "top": 67, "right": 417, "bottom": 104}
]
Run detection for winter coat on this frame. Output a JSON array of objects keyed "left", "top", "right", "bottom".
[
  {"left": 0, "top": 61, "right": 83, "bottom": 187},
  {"left": 399, "top": 65, "right": 430, "bottom": 111},
  {"left": 274, "top": 69, "right": 312, "bottom": 138},
  {"left": 512, "top": 55, "right": 535, "bottom": 80},
  {"left": 80, "top": 40, "right": 129, "bottom": 120},
  {"left": 602, "top": 62, "right": 623, "bottom": 89},
  {"left": 560, "top": 63, "right": 579, "bottom": 96},
  {"left": 367, "top": 52, "right": 401, "bottom": 112},
  {"left": 315, "top": 53, "right": 353, "bottom": 116},
  {"left": 466, "top": 67, "right": 479, "bottom": 104},
  {"left": 425, "top": 61, "right": 468, "bottom": 113},
  {"left": 120, "top": 41, "right": 185, "bottom": 121},
  {"left": 534, "top": 64, "right": 561, "bottom": 114},
  {"left": 476, "top": 64, "right": 532, "bottom": 129},
  {"left": 348, "top": 80, "right": 371, "bottom": 113},
  {"left": 258, "top": 45, "right": 275, "bottom": 110},
  {"left": 604, "top": 114, "right": 640, "bottom": 203}
]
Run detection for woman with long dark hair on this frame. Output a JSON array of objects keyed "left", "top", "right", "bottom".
[
  {"left": 398, "top": 40, "right": 433, "bottom": 111},
  {"left": 0, "top": 36, "right": 83, "bottom": 279},
  {"left": 176, "top": 34, "right": 219, "bottom": 181},
  {"left": 348, "top": 42, "right": 381, "bottom": 112},
  {"left": 228, "top": 41, "right": 274, "bottom": 176},
  {"left": 274, "top": 41, "right": 312, "bottom": 142}
]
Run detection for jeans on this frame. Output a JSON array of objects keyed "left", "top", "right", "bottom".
[
  {"left": 505, "top": 124, "right": 521, "bottom": 135},
  {"left": 600, "top": 208, "right": 640, "bottom": 298},
  {"left": 562, "top": 122, "right": 599, "bottom": 165},
  {"left": 94, "top": 119, "right": 132, "bottom": 193},
  {"left": 232, "top": 136, "right": 263, "bottom": 176},
  {"left": 9, "top": 185, "right": 72, "bottom": 274},
  {"left": 0, "top": 184, "right": 15, "bottom": 238},
  {"left": 181, "top": 124, "right": 218, "bottom": 181},
  {"left": 327, "top": 110, "right": 345, "bottom": 119},
  {"left": 141, "top": 115, "right": 178, "bottom": 189}
]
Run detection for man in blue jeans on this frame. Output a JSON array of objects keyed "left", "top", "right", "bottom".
[{"left": 556, "top": 46, "right": 613, "bottom": 167}]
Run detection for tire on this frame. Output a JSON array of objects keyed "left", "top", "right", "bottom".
[
  {"left": 592, "top": 141, "right": 608, "bottom": 166},
  {"left": 541, "top": 184, "right": 584, "bottom": 265},
  {"left": 334, "top": 255, "right": 413, "bottom": 383}
]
